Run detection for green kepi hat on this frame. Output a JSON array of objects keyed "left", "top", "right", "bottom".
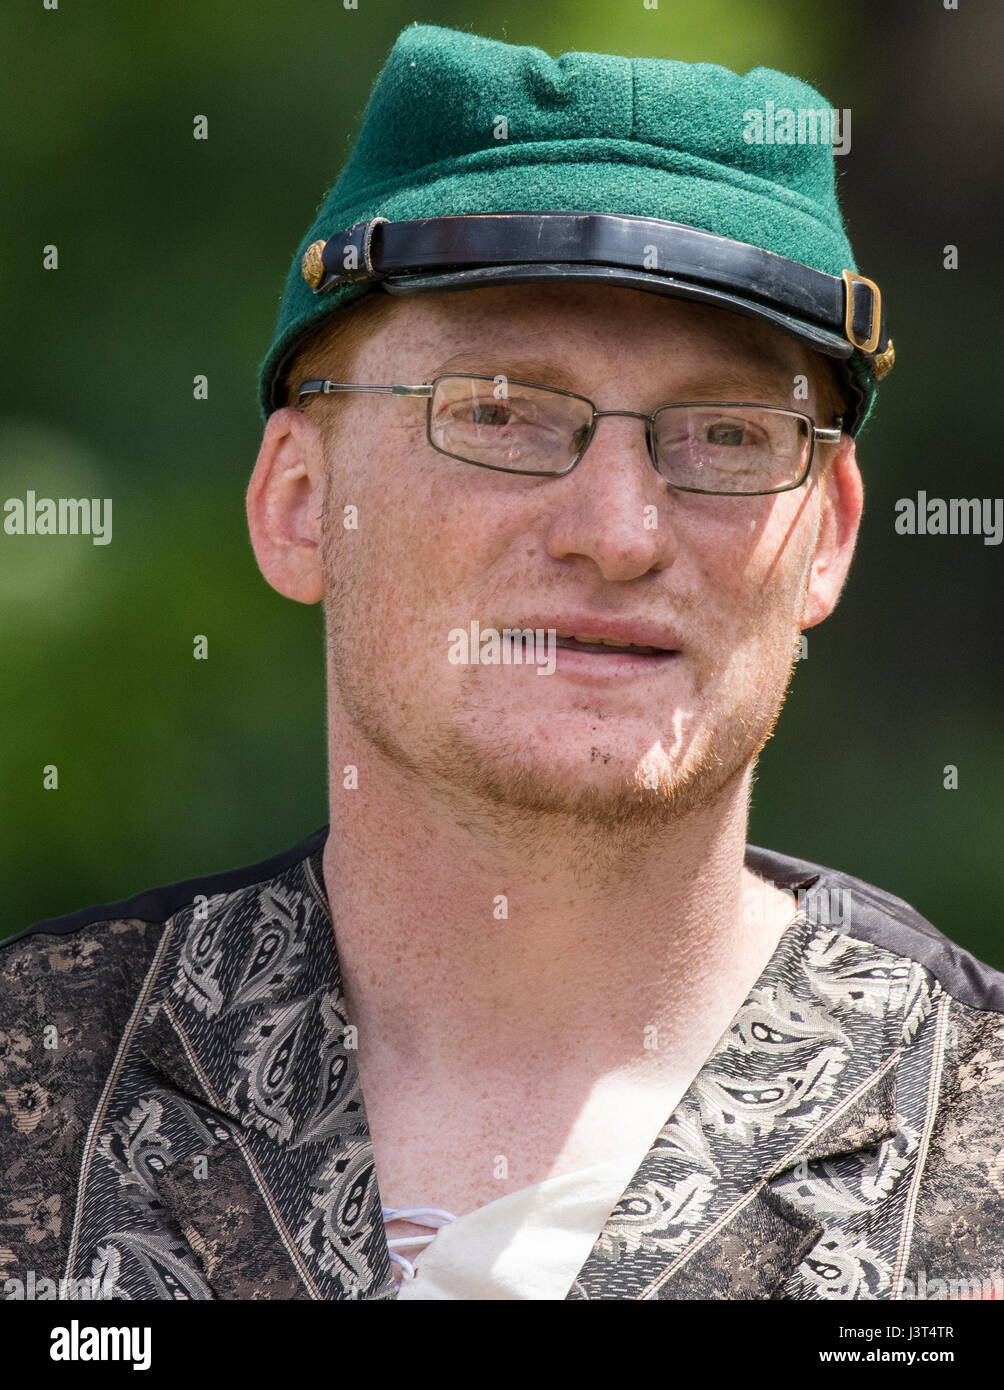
[{"left": 258, "top": 24, "right": 894, "bottom": 432}]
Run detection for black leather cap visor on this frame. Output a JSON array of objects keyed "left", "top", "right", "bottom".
[{"left": 298, "top": 212, "right": 893, "bottom": 433}]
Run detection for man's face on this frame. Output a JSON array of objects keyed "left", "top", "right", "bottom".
[{"left": 263, "top": 283, "right": 860, "bottom": 830}]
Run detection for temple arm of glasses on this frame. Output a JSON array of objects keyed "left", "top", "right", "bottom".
[
  {"left": 297, "top": 380, "right": 433, "bottom": 406},
  {"left": 813, "top": 427, "right": 844, "bottom": 443}
]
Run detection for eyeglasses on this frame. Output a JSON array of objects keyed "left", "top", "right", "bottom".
[{"left": 297, "top": 372, "right": 843, "bottom": 496}]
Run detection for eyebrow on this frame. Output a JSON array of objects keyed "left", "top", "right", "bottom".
[{"left": 430, "top": 347, "right": 805, "bottom": 404}]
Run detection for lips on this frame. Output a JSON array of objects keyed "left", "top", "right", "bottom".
[
  {"left": 555, "top": 634, "right": 670, "bottom": 656},
  {"left": 528, "top": 615, "right": 684, "bottom": 655},
  {"left": 480, "top": 615, "right": 684, "bottom": 673}
]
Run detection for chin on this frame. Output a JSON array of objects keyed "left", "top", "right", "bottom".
[{"left": 440, "top": 732, "right": 751, "bottom": 831}]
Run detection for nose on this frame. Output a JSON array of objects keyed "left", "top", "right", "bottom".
[
  {"left": 543, "top": 411, "right": 677, "bottom": 582},
  {"left": 580, "top": 409, "right": 660, "bottom": 474}
]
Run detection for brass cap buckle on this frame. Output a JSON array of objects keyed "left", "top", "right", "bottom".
[{"left": 841, "top": 269, "right": 882, "bottom": 354}]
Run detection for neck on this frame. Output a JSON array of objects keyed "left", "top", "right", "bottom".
[{"left": 322, "top": 727, "right": 797, "bottom": 1090}]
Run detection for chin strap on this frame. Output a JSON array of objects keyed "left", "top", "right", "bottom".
[{"left": 382, "top": 1204, "right": 458, "bottom": 1282}]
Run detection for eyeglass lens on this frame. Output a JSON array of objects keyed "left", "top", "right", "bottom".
[{"left": 429, "top": 375, "right": 811, "bottom": 493}]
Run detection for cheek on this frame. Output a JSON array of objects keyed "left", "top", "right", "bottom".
[
  {"left": 324, "top": 428, "right": 516, "bottom": 645},
  {"left": 679, "top": 505, "right": 816, "bottom": 688},
  {"left": 689, "top": 494, "right": 816, "bottom": 607}
]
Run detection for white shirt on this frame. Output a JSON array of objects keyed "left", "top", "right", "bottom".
[{"left": 390, "top": 1151, "right": 645, "bottom": 1300}]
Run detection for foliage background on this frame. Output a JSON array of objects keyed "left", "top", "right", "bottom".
[{"left": 2, "top": 0, "right": 1001, "bottom": 961}]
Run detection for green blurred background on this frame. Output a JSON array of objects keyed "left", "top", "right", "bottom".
[{"left": 2, "top": 1, "right": 1001, "bottom": 959}]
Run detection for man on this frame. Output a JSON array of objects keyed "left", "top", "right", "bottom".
[{"left": 2, "top": 25, "right": 1002, "bottom": 1303}]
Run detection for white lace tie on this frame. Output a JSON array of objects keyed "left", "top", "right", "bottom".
[{"left": 382, "top": 1205, "right": 458, "bottom": 1282}]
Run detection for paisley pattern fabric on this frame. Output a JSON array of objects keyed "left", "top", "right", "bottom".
[{"left": 2, "top": 829, "right": 1003, "bottom": 1300}]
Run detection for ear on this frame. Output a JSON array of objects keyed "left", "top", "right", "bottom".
[
  {"left": 799, "top": 437, "right": 864, "bottom": 630},
  {"left": 246, "top": 407, "right": 327, "bottom": 604}
]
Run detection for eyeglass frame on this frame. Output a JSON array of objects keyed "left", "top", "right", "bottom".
[{"left": 297, "top": 372, "right": 844, "bottom": 496}]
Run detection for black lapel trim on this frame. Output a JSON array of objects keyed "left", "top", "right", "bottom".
[
  {"left": 4, "top": 827, "right": 330, "bottom": 949},
  {"left": 745, "top": 844, "right": 1004, "bottom": 1013}
]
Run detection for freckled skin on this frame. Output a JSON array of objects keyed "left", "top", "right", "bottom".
[
  {"left": 246, "top": 283, "right": 863, "bottom": 1237},
  {"left": 317, "top": 286, "right": 833, "bottom": 834}
]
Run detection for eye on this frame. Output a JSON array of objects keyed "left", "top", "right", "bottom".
[
  {"left": 705, "top": 421, "right": 748, "bottom": 447},
  {"left": 441, "top": 396, "right": 519, "bottom": 430},
  {"left": 467, "top": 401, "right": 514, "bottom": 428}
]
